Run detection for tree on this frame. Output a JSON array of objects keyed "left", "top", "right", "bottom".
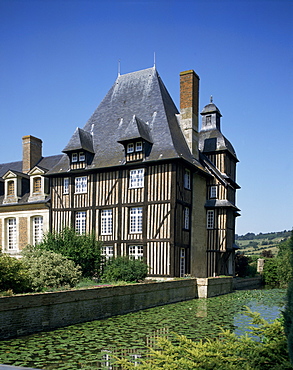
[
  {"left": 260, "top": 250, "right": 274, "bottom": 258},
  {"left": 283, "top": 231, "right": 293, "bottom": 364},
  {"left": 38, "top": 227, "right": 102, "bottom": 277},
  {"left": 235, "top": 252, "right": 249, "bottom": 277}
]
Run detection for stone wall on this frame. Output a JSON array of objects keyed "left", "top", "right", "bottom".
[
  {"left": 0, "top": 279, "right": 198, "bottom": 340},
  {"left": 197, "top": 277, "right": 233, "bottom": 298}
]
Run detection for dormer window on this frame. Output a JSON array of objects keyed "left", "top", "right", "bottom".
[
  {"left": 33, "top": 177, "right": 42, "bottom": 193},
  {"left": 72, "top": 153, "right": 78, "bottom": 162},
  {"left": 7, "top": 181, "right": 14, "bottom": 196},
  {"left": 127, "top": 143, "right": 134, "bottom": 153},
  {"left": 79, "top": 152, "right": 85, "bottom": 162}
]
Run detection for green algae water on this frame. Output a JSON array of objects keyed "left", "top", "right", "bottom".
[{"left": 0, "top": 289, "right": 286, "bottom": 369}]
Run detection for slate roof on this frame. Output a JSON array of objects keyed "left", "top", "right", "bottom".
[{"left": 48, "top": 67, "right": 205, "bottom": 175}]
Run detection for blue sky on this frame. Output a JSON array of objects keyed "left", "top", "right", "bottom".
[{"left": 0, "top": 0, "right": 292, "bottom": 235}]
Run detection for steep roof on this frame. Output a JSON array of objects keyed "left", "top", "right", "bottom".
[{"left": 48, "top": 67, "right": 203, "bottom": 175}]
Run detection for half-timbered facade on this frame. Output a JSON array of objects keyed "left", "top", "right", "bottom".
[{"left": 46, "top": 67, "right": 240, "bottom": 278}]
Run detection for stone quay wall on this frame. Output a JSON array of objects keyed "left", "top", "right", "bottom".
[{"left": 0, "top": 279, "right": 198, "bottom": 340}]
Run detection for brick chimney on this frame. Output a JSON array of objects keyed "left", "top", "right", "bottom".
[
  {"left": 22, "top": 135, "right": 42, "bottom": 173},
  {"left": 179, "top": 70, "right": 200, "bottom": 159}
]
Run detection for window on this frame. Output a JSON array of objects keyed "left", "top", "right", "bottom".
[
  {"left": 33, "top": 216, "right": 43, "bottom": 245},
  {"left": 75, "top": 211, "right": 86, "bottom": 234},
  {"left": 130, "top": 207, "right": 142, "bottom": 233},
  {"left": 129, "top": 245, "right": 143, "bottom": 260},
  {"left": 184, "top": 169, "right": 191, "bottom": 189},
  {"left": 7, "top": 180, "right": 14, "bottom": 196},
  {"left": 63, "top": 177, "right": 69, "bottom": 194},
  {"left": 207, "top": 210, "right": 214, "bottom": 229},
  {"left": 75, "top": 176, "right": 87, "bottom": 193},
  {"left": 135, "top": 141, "right": 143, "bottom": 152},
  {"left": 33, "top": 177, "right": 41, "bottom": 193},
  {"left": 79, "top": 152, "right": 85, "bottom": 162},
  {"left": 184, "top": 207, "right": 190, "bottom": 230},
  {"left": 210, "top": 185, "right": 217, "bottom": 199},
  {"left": 101, "top": 209, "right": 113, "bottom": 235},
  {"left": 127, "top": 143, "right": 134, "bottom": 153},
  {"left": 206, "top": 115, "right": 211, "bottom": 124},
  {"left": 180, "top": 248, "right": 186, "bottom": 277},
  {"left": 7, "top": 218, "right": 17, "bottom": 250},
  {"left": 101, "top": 246, "right": 114, "bottom": 260},
  {"left": 129, "top": 169, "right": 144, "bottom": 188},
  {"left": 72, "top": 153, "right": 78, "bottom": 162}
]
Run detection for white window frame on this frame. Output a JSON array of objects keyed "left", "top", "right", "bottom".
[
  {"left": 129, "top": 168, "right": 144, "bottom": 189},
  {"left": 101, "top": 246, "right": 114, "bottom": 260},
  {"left": 79, "top": 152, "right": 85, "bottom": 162},
  {"left": 72, "top": 153, "right": 78, "bottom": 162},
  {"left": 7, "top": 218, "right": 17, "bottom": 250},
  {"left": 207, "top": 210, "right": 215, "bottom": 229},
  {"left": 135, "top": 141, "right": 143, "bottom": 152},
  {"left": 33, "top": 216, "right": 43, "bottom": 245},
  {"left": 101, "top": 209, "right": 113, "bottom": 235},
  {"left": 75, "top": 176, "right": 87, "bottom": 193},
  {"left": 180, "top": 248, "right": 186, "bottom": 277},
  {"left": 210, "top": 185, "right": 217, "bottom": 199},
  {"left": 184, "top": 207, "right": 190, "bottom": 230},
  {"left": 75, "top": 211, "right": 86, "bottom": 234},
  {"left": 63, "top": 177, "right": 69, "bottom": 194},
  {"left": 127, "top": 143, "right": 134, "bottom": 153},
  {"left": 130, "top": 207, "right": 142, "bottom": 234},
  {"left": 129, "top": 245, "right": 143, "bottom": 260},
  {"left": 184, "top": 169, "right": 191, "bottom": 190}
]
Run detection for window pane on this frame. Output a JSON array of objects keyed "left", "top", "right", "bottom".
[
  {"left": 210, "top": 186, "right": 217, "bottom": 199},
  {"left": 33, "top": 177, "right": 41, "bottom": 193},
  {"left": 135, "top": 142, "right": 142, "bottom": 152},
  {"left": 101, "top": 209, "right": 113, "bottom": 235},
  {"left": 130, "top": 207, "right": 142, "bottom": 233},
  {"left": 75, "top": 211, "right": 86, "bottom": 234},
  {"left": 127, "top": 143, "right": 134, "bottom": 153},
  {"left": 129, "top": 245, "right": 143, "bottom": 260},
  {"left": 7, "top": 181, "right": 14, "bottom": 196},
  {"left": 72, "top": 153, "right": 78, "bottom": 162},
  {"left": 184, "top": 207, "right": 190, "bottom": 230},
  {"left": 101, "top": 246, "right": 114, "bottom": 259},
  {"left": 79, "top": 152, "right": 85, "bottom": 162},
  {"left": 207, "top": 210, "right": 214, "bottom": 229},
  {"left": 75, "top": 176, "right": 87, "bottom": 193},
  {"left": 64, "top": 178, "right": 69, "bottom": 194},
  {"left": 184, "top": 169, "right": 191, "bottom": 189},
  {"left": 8, "top": 218, "right": 17, "bottom": 250},
  {"left": 33, "top": 216, "right": 43, "bottom": 245},
  {"left": 129, "top": 169, "right": 144, "bottom": 188}
]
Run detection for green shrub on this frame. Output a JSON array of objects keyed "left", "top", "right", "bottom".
[
  {"left": 0, "top": 252, "right": 31, "bottom": 293},
  {"left": 101, "top": 256, "right": 148, "bottom": 283},
  {"left": 119, "top": 309, "right": 292, "bottom": 370},
  {"left": 38, "top": 227, "right": 102, "bottom": 277},
  {"left": 22, "top": 246, "right": 82, "bottom": 291}
]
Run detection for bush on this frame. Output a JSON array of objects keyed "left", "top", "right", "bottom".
[
  {"left": 21, "top": 246, "right": 82, "bottom": 291},
  {"left": 119, "top": 309, "right": 292, "bottom": 370},
  {"left": 101, "top": 256, "right": 148, "bottom": 283},
  {"left": 38, "top": 228, "right": 102, "bottom": 277},
  {"left": 235, "top": 252, "right": 249, "bottom": 277},
  {"left": 0, "top": 252, "right": 31, "bottom": 293}
]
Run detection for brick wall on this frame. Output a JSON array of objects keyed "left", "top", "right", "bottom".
[{"left": 19, "top": 217, "right": 28, "bottom": 250}]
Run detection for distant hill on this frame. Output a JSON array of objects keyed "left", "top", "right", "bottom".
[{"left": 235, "top": 230, "right": 291, "bottom": 256}]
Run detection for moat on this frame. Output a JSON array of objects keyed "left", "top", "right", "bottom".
[{"left": 0, "top": 289, "right": 286, "bottom": 370}]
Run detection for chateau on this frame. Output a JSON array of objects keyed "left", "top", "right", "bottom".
[{"left": 0, "top": 67, "right": 240, "bottom": 278}]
